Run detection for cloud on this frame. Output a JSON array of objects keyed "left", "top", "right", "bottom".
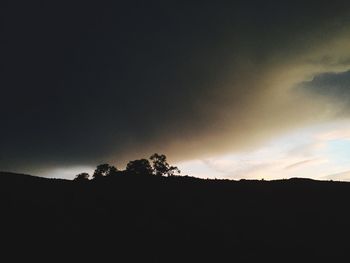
[
  {"left": 315, "top": 129, "right": 350, "bottom": 141},
  {"left": 2, "top": 1, "right": 350, "bottom": 175},
  {"left": 284, "top": 159, "right": 327, "bottom": 170},
  {"left": 299, "top": 70, "right": 350, "bottom": 117},
  {"left": 323, "top": 170, "right": 350, "bottom": 181},
  {"left": 286, "top": 142, "right": 327, "bottom": 157}
]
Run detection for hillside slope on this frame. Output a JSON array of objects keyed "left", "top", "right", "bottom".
[{"left": 0, "top": 172, "right": 349, "bottom": 262}]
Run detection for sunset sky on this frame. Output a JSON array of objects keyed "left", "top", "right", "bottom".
[{"left": 2, "top": 1, "right": 350, "bottom": 180}]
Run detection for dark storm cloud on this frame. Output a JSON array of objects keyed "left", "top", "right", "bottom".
[
  {"left": 2, "top": 0, "right": 350, "bottom": 173},
  {"left": 301, "top": 70, "right": 350, "bottom": 101},
  {"left": 298, "top": 70, "right": 350, "bottom": 117}
]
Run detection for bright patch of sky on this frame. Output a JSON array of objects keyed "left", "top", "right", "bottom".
[
  {"left": 177, "top": 119, "right": 350, "bottom": 181},
  {"left": 39, "top": 166, "right": 95, "bottom": 180}
]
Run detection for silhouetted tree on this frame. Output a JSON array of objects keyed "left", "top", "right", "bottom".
[
  {"left": 74, "top": 172, "right": 90, "bottom": 181},
  {"left": 108, "top": 166, "right": 118, "bottom": 175},
  {"left": 150, "top": 153, "right": 180, "bottom": 176},
  {"left": 126, "top": 159, "right": 153, "bottom": 175},
  {"left": 93, "top": 163, "right": 118, "bottom": 179}
]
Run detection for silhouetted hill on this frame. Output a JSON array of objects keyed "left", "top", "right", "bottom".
[{"left": 1, "top": 171, "right": 350, "bottom": 262}]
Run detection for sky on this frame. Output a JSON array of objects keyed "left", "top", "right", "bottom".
[
  {"left": 2, "top": 1, "right": 350, "bottom": 180},
  {"left": 178, "top": 119, "right": 350, "bottom": 181}
]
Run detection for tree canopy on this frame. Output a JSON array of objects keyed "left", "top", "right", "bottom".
[
  {"left": 126, "top": 159, "right": 153, "bottom": 176},
  {"left": 74, "top": 172, "right": 90, "bottom": 181},
  {"left": 75, "top": 153, "right": 180, "bottom": 180},
  {"left": 92, "top": 164, "right": 118, "bottom": 179},
  {"left": 150, "top": 153, "right": 180, "bottom": 176}
]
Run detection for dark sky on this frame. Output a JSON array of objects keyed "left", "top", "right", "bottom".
[{"left": 2, "top": 1, "right": 350, "bottom": 174}]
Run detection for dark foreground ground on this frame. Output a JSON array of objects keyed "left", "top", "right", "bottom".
[{"left": 1, "top": 171, "right": 350, "bottom": 262}]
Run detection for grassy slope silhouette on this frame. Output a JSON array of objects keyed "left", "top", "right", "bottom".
[{"left": 1, "top": 171, "right": 349, "bottom": 262}]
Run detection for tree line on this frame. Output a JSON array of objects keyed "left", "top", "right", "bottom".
[{"left": 74, "top": 153, "right": 180, "bottom": 181}]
